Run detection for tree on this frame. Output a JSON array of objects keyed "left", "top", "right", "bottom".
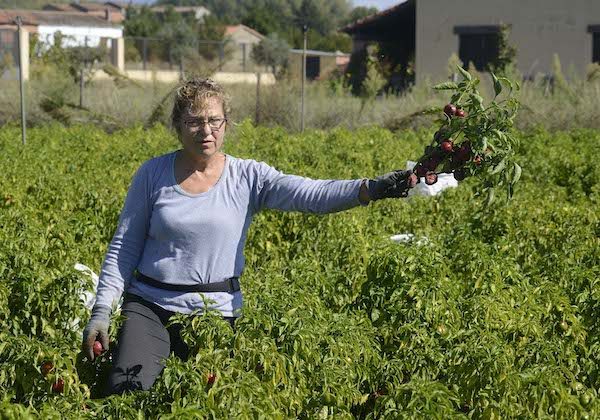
[
  {"left": 241, "top": 1, "right": 292, "bottom": 37},
  {"left": 154, "top": 0, "right": 354, "bottom": 52},
  {"left": 343, "top": 6, "right": 378, "bottom": 26},
  {"left": 251, "top": 33, "right": 290, "bottom": 77},
  {"left": 489, "top": 23, "right": 517, "bottom": 76},
  {"left": 124, "top": 6, "right": 161, "bottom": 38},
  {"left": 196, "top": 14, "right": 227, "bottom": 61},
  {"left": 156, "top": 6, "right": 198, "bottom": 65}
]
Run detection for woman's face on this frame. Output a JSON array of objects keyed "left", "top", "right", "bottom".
[{"left": 179, "top": 97, "right": 227, "bottom": 160}]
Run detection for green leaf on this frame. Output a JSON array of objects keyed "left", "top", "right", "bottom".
[
  {"left": 371, "top": 309, "right": 380, "bottom": 322},
  {"left": 457, "top": 65, "right": 472, "bottom": 81},
  {"left": 432, "top": 82, "right": 459, "bottom": 90},
  {"left": 490, "top": 158, "right": 507, "bottom": 175},
  {"left": 470, "top": 93, "right": 485, "bottom": 110},
  {"left": 498, "top": 77, "right": 513, "bottom": 92},
  {"left": 492, "top": 72, "right": 502, "bottom": 96},
  {"left": 481, "top": 137, "right": 488, "bottom": 152},
  {"left": 485, "top": 188, "right": 495, "bottom": 206},
  {"left": 511, "top": 162, "right": 522, "bottom": 184}
]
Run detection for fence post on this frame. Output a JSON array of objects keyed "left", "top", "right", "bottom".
[
  {"left": 80, "top": 36, "right": 87, "bottom": 108},
  {"left": 300, "top": 25, "right": 307, "bottom": 132},
  {"left": 219, "top": 42, "right": 224, "bottom": 69},
  {"left": 111, "top": 37, "right": 124, "bottom": 72},
  {"left": 242, "top": 43, "right": 246, "bottom": 72},
  {"left": 15, "top": 16, "right": 27, "bottom": 145},
  {"left": 142, "top": 37, "right": 147, "bottom": 70},
  {"left": 255, "top": 72, "right": 261, "bottom": 125}
]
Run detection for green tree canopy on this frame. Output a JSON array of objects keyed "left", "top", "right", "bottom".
[
  {"left": 250, "top": 32, "right": 290, "bottom": 77},
  {"left": 124, "top": 6, "right": 161, "bottom": 37},
  {"left": 154, "top": 0, "right": 357, "bottom": 52}
]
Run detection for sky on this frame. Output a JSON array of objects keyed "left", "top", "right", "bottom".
[
  {"left": 351, "top": 0, "right": 401, "bottom": 10},
  {"left": 129, "top": 0, "right": 403, "bottom": 10}
]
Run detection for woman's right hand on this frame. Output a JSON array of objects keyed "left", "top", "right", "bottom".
[
  {"left": 82, "top": 304, "right": 111, "bottom": 360},
  {"left": 367, "top": 170, "right": 418, "bottom": 201}
]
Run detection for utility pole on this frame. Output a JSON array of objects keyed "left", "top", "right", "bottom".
[
  {"left": 300, "top": 24, "right": 307, "bottom": 132},
  {"left": 15, "top": 16, "right": 26, "bottom": 145}
]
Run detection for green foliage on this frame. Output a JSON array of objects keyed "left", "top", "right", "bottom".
[
  {"left": 343, "top": 6, "right": 379, "bottom": 26},
  {"left": 124, "top": 6, "right": 161, "bottom": 38},
  {"left": 488, "top": 23, "right": 517, "bottom": 76},
  {"left": 428, "top": 67, "right": 521, "bottom": 203},
  {"left": 155, "top": 0, "right": 354, "bottom": 52},
  {"left": 32, "top": 32, "right": 107, "bottom": 85},
  {"left": 251, "top": 33, "right": 290, "bottom": 77},
  {"left": 359, "top": 45, "right": 386, "bottom": 112},
  {"left": 0, "top": 121, "right": 598, "bottom": 416},
  {"left": 0, "top": 51, "right": 13, "bottom": 78}
]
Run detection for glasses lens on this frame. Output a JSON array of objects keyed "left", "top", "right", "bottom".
[{"left": 186, "top": 118, "right": 224, "bottom": 130}]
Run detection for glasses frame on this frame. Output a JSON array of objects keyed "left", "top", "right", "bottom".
[{"left": 183, "top": 117, "right": 227, "bottom": 131}]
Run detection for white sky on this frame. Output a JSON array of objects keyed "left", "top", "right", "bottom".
[{"left": 351, "top": 0, "right": 403, "bottom": 10}]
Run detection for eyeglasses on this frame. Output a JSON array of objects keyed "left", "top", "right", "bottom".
[{"left": 183, "top": 117, "right": 227, "bottom": 131}]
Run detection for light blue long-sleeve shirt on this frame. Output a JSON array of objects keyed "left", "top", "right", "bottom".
[{"left": 95, "top": 151, "right": 364, "bottom": 317}]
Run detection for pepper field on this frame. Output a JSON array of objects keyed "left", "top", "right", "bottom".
[{"left": 0, "top": 121, "right": 599, "bottom": 418}]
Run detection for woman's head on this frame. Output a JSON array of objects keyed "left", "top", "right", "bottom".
[{"left": 171, "top": 78, "right": 231, "bottom": 138}]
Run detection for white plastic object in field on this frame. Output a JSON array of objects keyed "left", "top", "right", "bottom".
[
  {"left": 406, "top": 160, "right": 458, "bottom": 197},
  {"left": 74, "top": 263, "right": 99, "bottom": 310},
  {"left": 390, "top": 233, "right": 430, "bottom": 246}
]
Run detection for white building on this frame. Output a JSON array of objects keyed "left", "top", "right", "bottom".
[
  {"left": 0, "top": 9, "right": 122, "bottom": 48},
  {"left": 0, "top": 9, "right": 124, "bottom": 79}
]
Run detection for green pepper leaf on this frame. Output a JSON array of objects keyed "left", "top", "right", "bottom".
[
  {"left": 457, "top": 65, "right": 472, "bottom": 81},
  {"left": 492, "top": 72, "right": 502, "bottom": 97},
  {"left": 512, "top": 162, "right": 522, "bottom": 185},
  {"left": 433, "top": 82, "right": 459, "bottom": 90}
]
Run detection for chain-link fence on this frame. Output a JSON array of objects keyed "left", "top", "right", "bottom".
[
  {"left": 0, "top": 29, "right": 17, "bottom": 79},
  {"left": 124, "top": 36, "right": 264, "bottom": 73}
]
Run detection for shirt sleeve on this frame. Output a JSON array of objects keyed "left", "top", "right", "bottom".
[
  {"left": 250, "top": 160, "right": 364, "bottom": 214},
  {"left": 94, "top": 162, "right": 153, "bottom": 309}
]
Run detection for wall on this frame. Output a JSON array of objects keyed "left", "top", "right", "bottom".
[
  {"left": 221, "top": 28, "right": 263, "bottom": 73},
  {"left": 93, "top": 69, "right": 276, "bottom": 85},
  {"left": 37, "top": 25, "right": 122, "bottom": 48},
  {"left": 415, "top": 0, "right": 600, "bottom": 81},
  {"left": 287, "top": 53, "right": 345, "bottom": 81}
]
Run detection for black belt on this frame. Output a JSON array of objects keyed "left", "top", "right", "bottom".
[{"left": 135, "top": 272, "right": 241, "bottom": 293}]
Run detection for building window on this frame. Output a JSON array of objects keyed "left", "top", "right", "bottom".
[
  {"left": 588, "top": 25, "right": 600, "bottom": 63},
  {"left": 0, "top": 30, "right": 16, "bottom": 64},
  {"left": 454, "top": 26, "right": 500, "bottom": 71},
  {"left": 306, "top": 56, "right": 320, "bottom": 80}
]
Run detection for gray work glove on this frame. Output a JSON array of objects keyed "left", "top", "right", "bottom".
[
  {"left": 82, "top": 304, "right": 111, "bottom": 360},
  {"left": 367, "top": 169, "right": 418, "bottom": 201}
]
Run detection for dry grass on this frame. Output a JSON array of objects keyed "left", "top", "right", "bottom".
[{"left": 2, "top": 69, "right": 600, "bottom": 133}]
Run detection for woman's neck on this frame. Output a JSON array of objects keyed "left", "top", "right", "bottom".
[{"left": 179, "top": 150, "right": 225, "bottom": 173}]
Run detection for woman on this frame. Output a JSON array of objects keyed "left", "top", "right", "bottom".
[{"left": 82, "top": 77, "right": 417, "bottom": 395}]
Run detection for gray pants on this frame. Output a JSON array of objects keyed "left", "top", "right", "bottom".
[{"left": 106, "top": 293, "right": 235, "bottom": 395}]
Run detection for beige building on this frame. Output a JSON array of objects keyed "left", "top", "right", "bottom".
[
  {"left": 221, "top": 24, "right": 265, "bottom": 73},
  {"left": 343, "top": 0, "right": 600, "bottom": 83}
]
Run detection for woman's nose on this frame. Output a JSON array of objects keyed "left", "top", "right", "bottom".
[{"left": 201, "top": 122, "right": 213, "bottom": 135}]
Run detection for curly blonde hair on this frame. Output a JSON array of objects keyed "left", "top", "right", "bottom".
[{"left": 171, "top": 78, "right": 231, "bottom": 136}]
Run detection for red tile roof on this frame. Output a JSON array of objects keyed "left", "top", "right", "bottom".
[{"left": 225, "top": 24, "right": 264, "bottom": 40}]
